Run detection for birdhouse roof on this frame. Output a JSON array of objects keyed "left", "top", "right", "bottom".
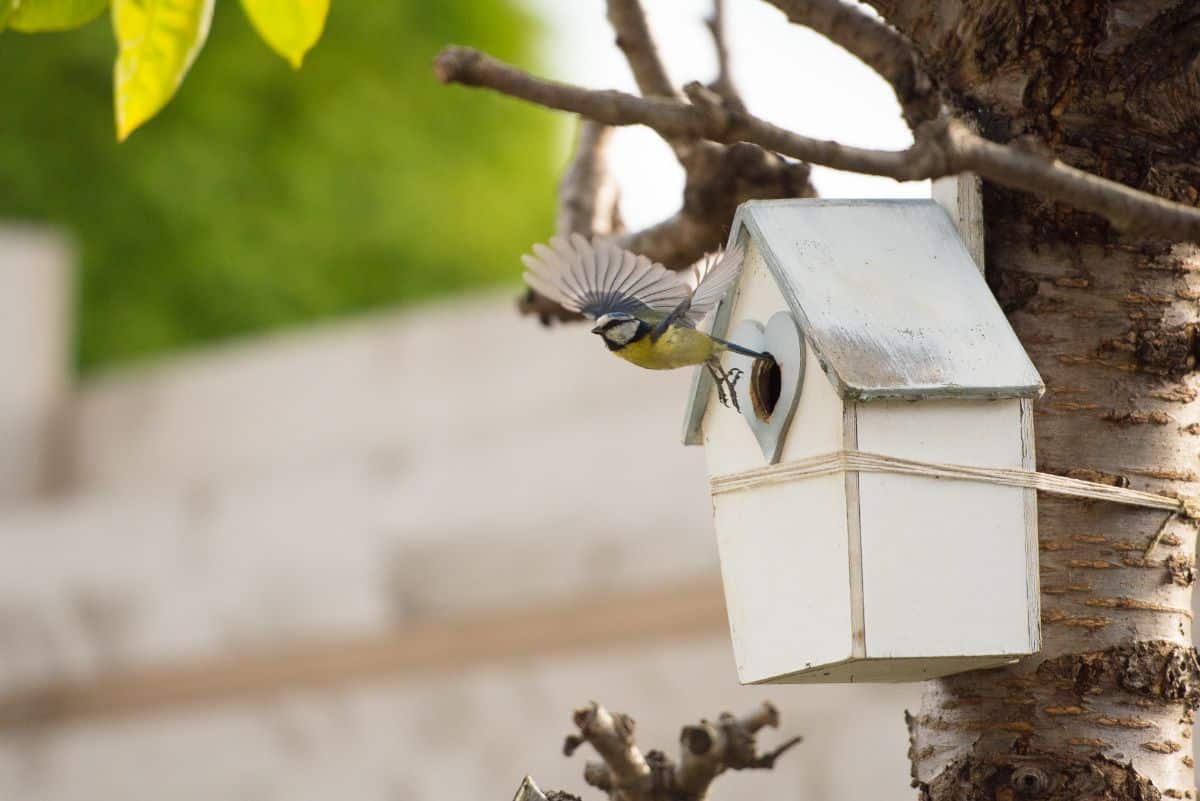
[{"left": 684, "top": 199, "right": 1043, "bottom": 442}]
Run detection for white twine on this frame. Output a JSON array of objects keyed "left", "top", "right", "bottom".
[{"left": 710, "top": 450, "right": 1197, "bottom": 520}]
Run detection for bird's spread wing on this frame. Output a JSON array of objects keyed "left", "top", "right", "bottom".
[
  {"left": 521, "top": 234, "right": 689, "bottom": 319},
  {"left": 683, "top": 243, "right": 744, "bottom": 326}
]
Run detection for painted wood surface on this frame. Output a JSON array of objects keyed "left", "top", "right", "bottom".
[
  {"left": 854, "top": 399, "right": 1038, "bottom": 659},
  {"left": 713, "top": 476, "right": 853, "bottom": 684},
  {"left": 932, "top": 172, "right": 985, "bottom": 272},
  {"left": 760, "top": 654, "right": 1017, "bottom": 684},
  {"left": 727, "top": 311, "right": 805, "bottom": 463},
  {"left": 714, "top": 199, "right": 1041, "bottom": 402},
  {"left": 701, "top": 236, "right": 1039, "bottom": 683},
  {"left": 703, "top": 238, "right": 855, "bottom": 684},
  {"left": 700, "top": 238, "right": 845, "bottom": 477}
]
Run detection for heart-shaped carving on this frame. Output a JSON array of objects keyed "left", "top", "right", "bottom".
[{"left": 727, "top": 311, "right": 805, "bottom": 464}]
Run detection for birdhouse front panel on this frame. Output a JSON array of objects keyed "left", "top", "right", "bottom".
[
  {"left": 683, "top": 199, "right": 1044, "bottom": 685},
  {"left": 699, "top": 235, "right": 860, "bottom": 681}
]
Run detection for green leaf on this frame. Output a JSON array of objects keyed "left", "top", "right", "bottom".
[
  {"left": 239, "top": 0, "right": 328, "bottom": 69},
  {"left": 0, "top": 0, "right": 18, "bottom": 31},
  {"left": 8, "top": 0, "right": 107, "bottom": 32},
  {"left": 112, "top": 0, "right": 214, "bottom": 141}
]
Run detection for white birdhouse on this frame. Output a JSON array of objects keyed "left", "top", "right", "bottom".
[{"left": 682, "top": 199, "right": 1045, "bottom": 684}]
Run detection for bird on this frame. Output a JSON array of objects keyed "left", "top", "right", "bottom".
[{"left": 521, "top": 233, "right": 769, "bottom": 411}]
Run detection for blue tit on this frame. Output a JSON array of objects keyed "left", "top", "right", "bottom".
[{"left": 521, "top": 233, "right": 769, "bottom": 410}]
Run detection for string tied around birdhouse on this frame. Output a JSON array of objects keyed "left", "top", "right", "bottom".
[{"left": 709, "top": 450, "right": 1199, "bottom": 558}]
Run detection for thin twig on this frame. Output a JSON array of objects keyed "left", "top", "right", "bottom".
[
  {"left": 606, "top": 0, "right": 678, "bottom": 98},
  {"left": 750, "top": 735, "right": 804, "bottom": 769},
  {"left": 434, "top": 47, "right": 1200, "bottom": 241},
  {"left": 705, "top": 0, "right": 746, "bottom": 112}
]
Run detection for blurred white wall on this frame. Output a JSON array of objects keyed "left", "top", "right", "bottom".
[
  {"left": 0, "top": 228, "right": 71, "bottom": 503},
  {"left": 0, "top": 242, "right": 919, "bottom": 800}
]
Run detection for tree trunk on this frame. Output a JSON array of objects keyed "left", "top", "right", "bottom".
[{"left": 879, "top": 2, "right": 1200, "bottom": 798}]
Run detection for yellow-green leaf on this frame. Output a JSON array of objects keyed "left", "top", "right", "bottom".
[
  {"left": 0, "top": 0, "right": 18, "bottom": 30},
  {"left": 239, "top": 0, "right": 328, "bottom": 69},
  {"left": 8, "top": 0, "right": 107, "bottom": 32},
  {"left": 112, "top": 0, "right": 214, "bottom": 141}
]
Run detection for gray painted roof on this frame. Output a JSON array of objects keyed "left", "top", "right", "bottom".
[{"left": 683, "top": 199, "right": 1043, "bottom": 444}]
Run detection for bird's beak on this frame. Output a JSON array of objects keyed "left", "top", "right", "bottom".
[{"left": 590, "top": 323, "right": 605, "bottom": 335}]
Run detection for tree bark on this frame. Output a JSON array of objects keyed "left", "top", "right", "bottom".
[{"left": 886, "top": 2, "right": 1200, "bottom": 799}]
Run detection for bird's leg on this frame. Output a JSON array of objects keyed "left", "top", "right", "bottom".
[
  {"left": 706, "top": 360, "right": 731, "bottom": 408},
  {"left": 727, "top": 367, "right": 744, "bottom": 393},
  {"left": 725, "top": 367, "right": 743, "bottom": 413},
  {"left": 706, "top": 360, "right": 743, "bottom": 413}
]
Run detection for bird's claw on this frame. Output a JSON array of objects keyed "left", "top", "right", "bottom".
[
  {"left": 725, "top": 368, "right": 743, "bottom": 413},
  {"left": 711, "top": 365, "right": 744, "bottom": 413}
]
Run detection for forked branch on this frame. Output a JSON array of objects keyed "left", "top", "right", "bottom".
[
  {"left": 562, "top": 701, "right": 801, "bottom": 801},
  {"left": 509, "top": 0, "right": 813, "bottom": 323},
  {"left": 434, "top": 46, "right": 1200, "bottom": 241}
]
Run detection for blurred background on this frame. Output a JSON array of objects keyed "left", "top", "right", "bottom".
[{"left": 0, "top": 1, "right": 966, "bottom": 798}]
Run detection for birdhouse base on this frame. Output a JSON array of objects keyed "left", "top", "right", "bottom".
[{"left": 752, "top": 654, "right": 1020, "bottom": 685}]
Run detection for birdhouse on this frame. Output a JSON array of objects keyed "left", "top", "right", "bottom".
[{"left": 682, "top": 199, "right": 1044, "bottom": 684}]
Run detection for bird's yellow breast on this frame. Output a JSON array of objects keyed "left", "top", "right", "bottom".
[{"left": 612, "top": 325, "right": 721, "bottom": 370}]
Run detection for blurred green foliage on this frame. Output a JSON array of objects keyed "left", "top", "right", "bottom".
[{"left": 0, "top": 1, "right": 559, "bottom": 370}]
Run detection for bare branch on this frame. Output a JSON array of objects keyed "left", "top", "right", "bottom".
[
  {"left": 569, "top": 702, "right": 652, "bottom": 800},
  {"left": 434, "top": 48, "right": 701, "bottom": 132},
  {"left": 557, "top": 121, "right": 621, "bottom": 238},
  {"left": 675, "top": 702, "right": 799, "bottom": 801},
  {"left": 606, "top": 0, "right": 678, "bottom": 99},
  {"left": 617, "top": 141, "right": 811, "bottom": 268},
  {"left": 748, "top": 735, "right": 803, "bottom": 769},
  {"left": 736, "top": 699, "right": 779, "bottom": 733},
  {"left": 761, "top": 0, "right": 939, "bottom": 127},
  {"left": 676, "top": 721, "right": 724, "bottom": 798},
  {"left": 435, "top": 47, "right": 1200, "bottom": 242},
  {"left": 564, "top": 701, "right": 801, "bottom": 801},
  {"left": 705, "top": 0, "right": 746, "bottom": 112},
  {"left": 583, "top": 761, "right": 614, "bottom": 792},
  {"left": 520, "top": 121, "right": 618, "bottom": 324}
]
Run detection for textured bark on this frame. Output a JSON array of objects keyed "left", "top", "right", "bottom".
[{"left": 889, "top": 2, "right": 1200, "bottom": 799}]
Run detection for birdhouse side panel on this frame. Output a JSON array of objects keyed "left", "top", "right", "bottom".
[
  {"left": 700, "top": 237, "right": 844, "bottom": 477},
  {"left": 855, "top": 398, "right": 1026, "bottom": 468},
  {"left": 712, "top": 475, "right": 855, "bottom": 684},
  {"left": 851, "top": 398, "right": 1039, "bottom": 660}
]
